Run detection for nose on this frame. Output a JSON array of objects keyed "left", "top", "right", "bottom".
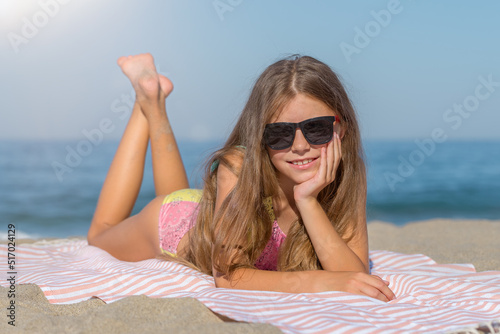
[{"left": 291, "top": 128, "right": 310, "bottom": 152}]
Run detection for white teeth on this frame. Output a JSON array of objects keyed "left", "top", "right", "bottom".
[{"left": 292, "top": 159, "right": 313, "bottom": 165}]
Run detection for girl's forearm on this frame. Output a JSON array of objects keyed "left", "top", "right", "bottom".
[
  {"left": 296, "top": 198, "right": 368, "bottom": 273},
  {"left": 215, "top": 268, "right": 318, "bottom": 293},
  {"left": 215, "top": 267, "right": 395, "bottom": 302}
]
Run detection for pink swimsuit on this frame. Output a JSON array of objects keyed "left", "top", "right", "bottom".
[{"left": 158, "top": 189, "right": 287, "bottom": 271}]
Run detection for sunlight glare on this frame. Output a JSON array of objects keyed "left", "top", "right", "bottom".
[{"left": 0, "top": 0, "right": 44, "bottom": 32}]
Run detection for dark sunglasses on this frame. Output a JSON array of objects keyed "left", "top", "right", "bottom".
[{"left": 263, "top": 116, "right": 338, "bottom": 150}]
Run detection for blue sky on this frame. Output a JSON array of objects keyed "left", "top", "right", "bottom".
[{"left": 1, "top": 0, "right": 499, "bottom": 141}]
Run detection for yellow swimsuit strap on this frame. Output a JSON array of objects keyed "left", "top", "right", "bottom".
[{"left": 263, "top": 196, "right": 275, "bottom": 221}]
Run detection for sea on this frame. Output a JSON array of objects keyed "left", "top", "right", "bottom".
[{"left": 1, "top": 139, "right": 499, "bottom": 240}]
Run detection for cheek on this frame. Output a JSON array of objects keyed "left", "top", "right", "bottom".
[
  {"left": 270, "top": 155, "right": 293, "bottom": 176},
  {"left": 267, "top": 149, "right": 283, "bottom": 165},
  {"left": 269, "top": 154, "right": 284, "bottom": 169}
]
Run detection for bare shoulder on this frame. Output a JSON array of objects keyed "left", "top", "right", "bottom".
[
  {"left": 218, "top": 147, "right": 244, "bottom": 176},
  {"left": 214, "top": 147, "right": 244, "bottom": 212}
]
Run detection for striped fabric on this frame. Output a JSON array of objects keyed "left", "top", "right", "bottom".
[{"left": 2, "top": 239, "right": 499, "bottom": 333}]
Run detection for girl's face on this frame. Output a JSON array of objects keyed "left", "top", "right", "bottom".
[{"left": 266, "top": 94, "right": 342, "bottom": 188}]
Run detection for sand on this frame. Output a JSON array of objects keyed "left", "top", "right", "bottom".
[
  {"left": 368, "top": 218, "right": 500, "bottom": 272},
  {"left": 1, "top": 218, "right": 499, "bottom": 333},
  {"left": 0, "top": 285, "right": 280, "bottom": 333}
]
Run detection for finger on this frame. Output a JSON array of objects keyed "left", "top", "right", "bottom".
[
  {"left": 332, "top": 132, "right": 342, "bottom": 176},
  {"left": 318, "top": 146, "right": 327, "bottom": 181},
  {"left": 374, "top": 280, "right": 396, "bottom": 301},
  {"left": 375, "top": 275, "right": 391, "bottom": 286},
  {"left": 368, "top": 275, "right": 396, "bottom": 301},
  {"left": 326, "top": 138, "right": 335, "bottom": 182},
  {"left": 379, "top": 285, "right": 395, "bottom": 301},
  {"left": 330, "top": 134, "right": 337, "bottom": 181},
  {"left": 337, "top": 131, "right": 342, "bottom": 160},
  {"left": 371, "top": 275, "right": 386, "bottom": 283},
  {"left": 359, "top": 285, "right": 389, "bottom": 302}
]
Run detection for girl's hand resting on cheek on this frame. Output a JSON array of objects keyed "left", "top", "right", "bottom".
[
  {"left": 293, "top": 132, "right": 342, "bottom": 204},
  {"left": 311, "top": 270, "right": 395, "bottom": 302}
]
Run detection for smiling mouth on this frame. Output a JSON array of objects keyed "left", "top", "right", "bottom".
[{"left": 288, "top": 157, "right": 318, "bottom": 166}]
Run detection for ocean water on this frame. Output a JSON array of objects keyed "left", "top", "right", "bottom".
[{"left": 0, "top": 139, "right": 499, "bottom": 240}]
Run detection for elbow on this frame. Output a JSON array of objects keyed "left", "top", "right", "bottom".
[
  {"left": 353, "top": 262, "right": 370, "bottom": 274},
  {"left": 213, "top": 272, "right": 232, "bottom": 289},
  {"left": 360, "top": 254, "right": 371, "bottom": 274},
  {"left": 365, "top": 260, "right": 371, "bottom": 274},
  {"left": 214, "top": 279, "right": 226, "bottom": 289},
  {"left": 354, "top": 262, "right": 371, "bottom": 274}
]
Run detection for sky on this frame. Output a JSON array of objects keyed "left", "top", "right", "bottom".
[{"left": 1, "top": 0, "right": 499, "bottom": 142}]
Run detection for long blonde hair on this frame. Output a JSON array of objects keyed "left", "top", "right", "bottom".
[{"left": 164, "top": 55, "right": 366, "bottom": 279}]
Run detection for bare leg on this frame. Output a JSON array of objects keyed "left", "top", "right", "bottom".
[
  {"left": 88, "top": 102, "right": 148, "bottom": 235},
  {"left": 117, "top": 54, "right": 189, "bottom": 196},
  {"left": 87, "top": 54, "right": 188, "bottom": 260}
]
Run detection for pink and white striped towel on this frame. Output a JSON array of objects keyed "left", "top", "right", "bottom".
[{"left": 1, "top": 239, "right": 499, "bottom": 333}]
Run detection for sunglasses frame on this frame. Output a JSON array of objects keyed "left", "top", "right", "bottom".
[{"left": 263, "top": 116, "right": 338, "bottom": 150}]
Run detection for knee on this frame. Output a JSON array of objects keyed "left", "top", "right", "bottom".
[
  {"left": 87, "top": 224, "right": 100, "bottom": 246},
  {"left": 87, "top": 226, "right": 98, "bottom": 245},
  {"left": 87, "top": 220, "right": 111, "bottom": 246}
]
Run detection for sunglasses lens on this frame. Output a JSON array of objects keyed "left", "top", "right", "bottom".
[
  {"left": 264, "top": 123, "right": 294, "bottom": 150},
  {"left": 302, "top": 119, "right": 333, "bottom": 145}
]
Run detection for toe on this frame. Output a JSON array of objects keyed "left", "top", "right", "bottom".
[{"left": 117, "top": 56, "right": 128, "bottom": 66}]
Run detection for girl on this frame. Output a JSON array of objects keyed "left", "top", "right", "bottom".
[{"left": 88, "top": 53, "right": 394, "bottom": 302}]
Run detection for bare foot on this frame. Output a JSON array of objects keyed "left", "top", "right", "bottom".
[
  {"left": 117, "top": 53, "right": 173, "bottom": 105},
  {"left": 158, "top": 74, "right": 173, "bottom": 99}
]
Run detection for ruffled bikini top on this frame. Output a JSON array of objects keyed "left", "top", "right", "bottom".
[{"left": 254, "top": 197, "right": 287, "bottom": 271}]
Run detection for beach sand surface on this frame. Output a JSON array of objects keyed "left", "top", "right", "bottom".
[
  {"left": 1, "top": 218, "right": 499, "bottom": 333},
  {"left": 368, "top": 218, "right": 500, "bottom": 272}
]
